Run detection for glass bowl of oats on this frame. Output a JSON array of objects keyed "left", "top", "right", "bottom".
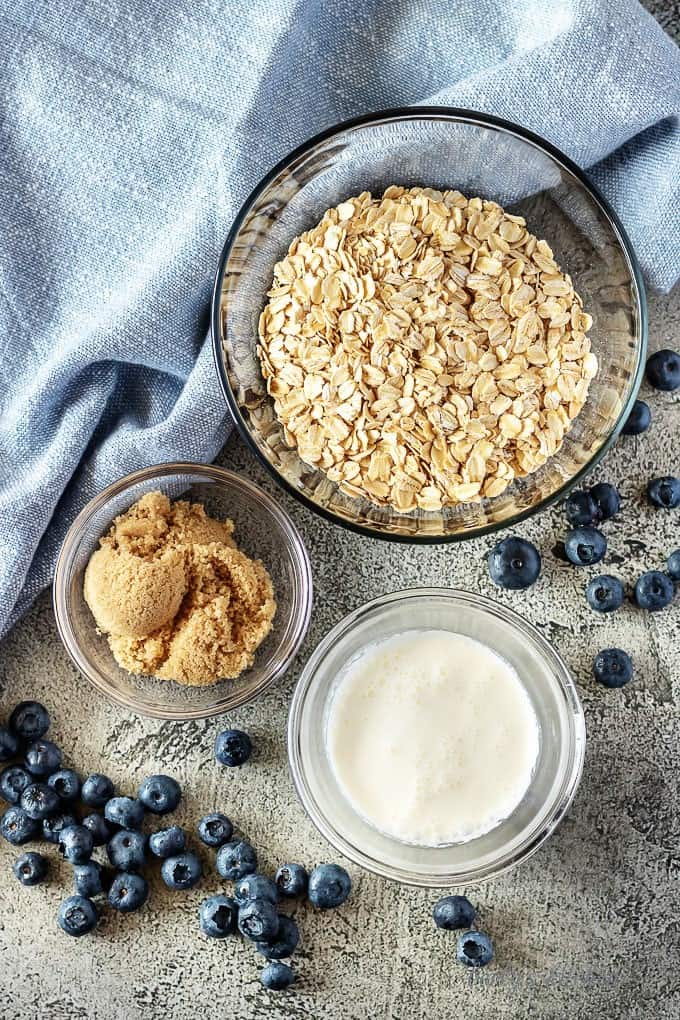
[
  {"left": 53, "top": 464, "right": 313, "bottom": 719},
  {"left": 212, "top": 108, "right": 646, "bottom": 542}
]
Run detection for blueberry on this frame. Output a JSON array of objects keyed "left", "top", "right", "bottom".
[
  {"left": 9, "top": 701, "right": 50, "bottom": 742},
  {"left": 634, "top": 570, "right": 674, "bottom": 611},
  {"left": 82, "top": 813, "right": 113, "bottom": 847},
  {"left": 238, "top": 898, "right": 280, "bottom": 941},
  {"left": 646, "top": 348, "right": 680, "bottom": 391},
  {"left": 149, "top": 825, "right": 186, "bottom": 859},
  {"left": 104, "top": 796, "right": 144, "bottom": 830},
  {"left": 58, "top": 895, "right": 98, "bottom": 937},
  {"left": 13, "top": 851, "right": 48, "bottom": 886},
  {"left": 74, "top": 861, "right": 110, "bottom": 897},
  {"left": 43, "top": 811, "right": 78, "bottom": 844},
  {"left": 667, "top": 549, "right": 680, "bottom": 582},
  {"left": 432, "top": 895, "right": 476, "bottom": 930},
  {"left": 590, "top": 482, "right": 620, "bottom": 522},
  {"left": 216, "top": 840, "right": 257, "bottom": 881},
  {"left": 197, "top": 812, "right": 233, "bottom": 848},
  {"left": 275, "top": 863, "right": 308, "bottom": 899},
  {"left": 647, "top": 476, "right": 680, "bottom": 509},
  {"left": 593, "top": 648, "right": 633, "bottom": 689},
  {"left": 0, "top": 765, "right": 32, "bottom": 804},
  {"left": 487, "top": 536, "right": 541, "bottom": 590},
  {"left": 47, "top": 769, "right": 81, "bottom": 802},
  {"left": 1, "top": 806, "right": 40, "bottom": 845},
  {"left": 234, "top": 873, "right": 279, "bottom": 905},
  {"left": 307, "top": 864, "right": 351, "bottom": 909},
  {"left": 108, "top": 872, "right": 149, "bottom": 912},
  {"left": 81, "top": 773, "right": 115, "bottom": 808},
  {"left": 24, "top": 740, "right": 62, "bottom": 777},
  {"left": 58, "top": 824, "right": 94, "bottom": 864},
  {"left": 585, "top": 574, "right": 625, "bottom": 613},
  {"left": 564, "top": 490, "right": 597, "bottom": 526},
  {"left": 198, "top": 894, "right": 238, "bottom": 938},
  {"left": 138, "top": 774, "right": 181, "bottom": 815},
  {"left": 622, "top": 399, "right": 651, "bottom": 436},
  {"left": 0, "top": 727, "right": 19, "bottom": 763},
  {"left": 20, "top": 783, "right": 60, "bottom": 821},
  {"left": 107, "top": 829, "right": 148, "bottom": 872},
  {"left": 20, "top": 782, "right": 60, "bottom": 823},
  {"left": 214, "top": 729, "right": 253, "bottom": 767},
  {"left": 161, "top": 852, "right": 202, "bottom": 891},
  {"left": 564, "top": 526, "right": 607, "bottom": 566},
  {"left": 456, "top": 929, "right": 494, "bottom": 968},
  {"left": 260, "top": 962, "right": 295, "bottom": 991},
  {"left": 256, "top": 915, "right": 300, "bottom": 960}
]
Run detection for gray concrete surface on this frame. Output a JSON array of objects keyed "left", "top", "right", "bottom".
[
  {"left": 1, "top": 3, "right": 679, "bottom": 1011},
  {"left": 1, "top": 283, "right": 678, "bottom": 1019}
]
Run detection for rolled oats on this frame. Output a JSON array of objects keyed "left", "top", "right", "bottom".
[{"left": 257, "top": 187, "right": 597, "bottom": 512}]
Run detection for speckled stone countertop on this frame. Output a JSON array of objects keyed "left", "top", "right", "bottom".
[
  {"left": 1, "top": 5, "right": 679, "bottom": 1008},
  {"left": 0, "top": 281, "right": 677, "bottom": 1019}
]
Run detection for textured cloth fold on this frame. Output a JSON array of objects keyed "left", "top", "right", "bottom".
[{"left": 1, "top": 0, "right": 679, "bottom": 638}]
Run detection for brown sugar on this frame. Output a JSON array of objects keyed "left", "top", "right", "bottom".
[{"left": 83, "top": 491, "right": 276, "bottom": 686}]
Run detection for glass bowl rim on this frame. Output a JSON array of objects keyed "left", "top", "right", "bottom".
[
  {"left": 211, "top": 104, "right": 648, "bottom": 545},
  {"left": 52, "top": 461, "right": 314, "bottom": 721},
  {"left": 287, "top": 586, "right": 586, "bottom": 887}
]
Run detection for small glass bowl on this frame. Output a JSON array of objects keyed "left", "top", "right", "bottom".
[
  {"left": 288, "top": 588, "right": 585, "bottom": 887},
  {"left": 53, "top": 463, "right": 313, "bottom": 720},
  {"left": 213, "top": 107, "right": 646, "bottom": 543}
]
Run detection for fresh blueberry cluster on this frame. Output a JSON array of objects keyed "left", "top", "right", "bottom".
[
  {"left": 196, "top": 735, "right": 352, "bottom": 991},
  {"left": 561, "top": 480, "right": 620, "bottom": 569},
  {"left": 488, "top": 474, "right": 678, "bottom": 691},
  {"left": 486, "top": 482, "right": 623, "bottom": 590},
  {"left": 572, "top": 472, "right": 679, "bottom": 617},
  {"left": 0, "top": 702, "right": 193, "bottom": 933},
  {"left": 432, "top": 894, "right": 493, "bottom": 968},
  {"left": 565, "top": 482, "right": 620, "bottom": 528},
  {"left": 487, "top": 342, "right": 680, "bottom": 694},
  {"left": 563, "top": 346, "right": 679, "bottom": 603},
  {"left": 1, "top": 714, "right": 351, "bottom": 991}
]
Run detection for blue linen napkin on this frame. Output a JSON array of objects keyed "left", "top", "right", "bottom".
[{"left": 1, "top": 0, "right": 679, "bottom": 639}]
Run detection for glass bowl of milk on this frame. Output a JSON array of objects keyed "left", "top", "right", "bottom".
[{"left": 288, "top": 588, "right": 585, "bottom": 886}]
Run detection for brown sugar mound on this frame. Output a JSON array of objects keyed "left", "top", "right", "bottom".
[{"left": 83, "top": 491, "right": 276, "bottom": 686}]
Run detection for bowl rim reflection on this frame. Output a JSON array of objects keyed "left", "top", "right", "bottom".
[
  {"left": 53, "top": 462, "right": 314, "bottom": 720},
  {"left": 287, "top": 586, "right": 587, "bottom": 887},
  {"left": 212, "top": 105, "right": 647, "bottom": 544}
]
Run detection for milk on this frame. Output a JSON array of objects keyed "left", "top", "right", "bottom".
[{"left": 326, "top": 630, "right": 539, "bottom": 846}]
